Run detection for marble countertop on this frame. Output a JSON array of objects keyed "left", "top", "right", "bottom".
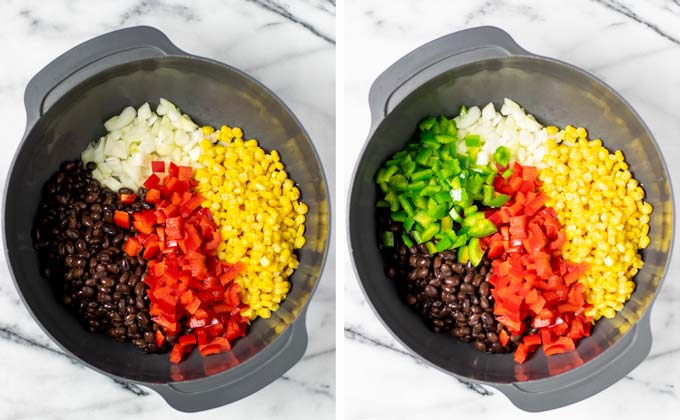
[
  {"left": 0, "top": 1, "right": 334, "bottom": 419},
  {"left": 340, "top": 0, "right": 679, "bottom": 419}
]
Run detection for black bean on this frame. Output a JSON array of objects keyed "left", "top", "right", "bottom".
[{"left": 32, "top": 160, "right": 164, "bottom": 354}]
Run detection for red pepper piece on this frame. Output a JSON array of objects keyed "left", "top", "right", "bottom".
[
  {"left": 113, "top": 210, "right": 130, "bottom": 229},
  {"left": 166, "top": 217, "right": 183, "bottom": 240},
  {"left": 151, "top": 161, "right": 165, "bottom": 172},
  {"left": 168, "top": 162, "right": 179, "bottom": 177},
  {"left": 178, "top": 166, "right": 193, "bottom": 182},
  {"left": 155, "top": 330, "right": 165, "bottom": 348},
  {"left": 143, "top": 173, "right": 161, "bottom": 189},
  {"left": 119, "top": 193, "right": 136, "bottom": 204},
  {"left": 145, "top": 188, "right": 161, "bottom": 204},
  {"left": 122, "top": 237, "right": 142, "bottom": 256}
]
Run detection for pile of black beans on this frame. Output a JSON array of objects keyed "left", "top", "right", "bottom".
[
  {"left": 32, "top": 161, "right": 168, "bottom": 353},
  {"left": 379, "top": 211, "right": 524, "bottom": 353}
]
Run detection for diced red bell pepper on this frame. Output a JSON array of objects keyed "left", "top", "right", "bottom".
[
  {"left": 122, "top": 237, "right": 142, "bottom": 256},
  {"left": 144, "top": 173, "right": 161, "bottom": 189},
  {"left": 166, "top": 216, "right": 183, "bottom": 240},
  {"left": 178, "top": 166, "right": 193, "bottom": 182},
  {"left": 119, "top": 193, "right": 136, "bottom": 204},
  {"left": 145, "top": 188, "right": 161, "bottom": 204},
  {"left": 168, "top": 162, "right": 179, "bottom": 177},
  {"left": 151, "top": 161, "right": 165, "bottom": 172},
  {"left": 113, "top": 210, "right": 130, "bottom": 229},
  {"left": 155, "top": 330, "right": 165, "bottom": 347}
]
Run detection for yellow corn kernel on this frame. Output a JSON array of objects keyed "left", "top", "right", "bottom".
[
  {"left": 202, "top": 125, "right": 215, "bottom": 135},
  {"left": 538, "top": 123, "right": 651, "bottom": 321},
  {"left": 197, "top": 127, "right": 307, "bottom": 322}
]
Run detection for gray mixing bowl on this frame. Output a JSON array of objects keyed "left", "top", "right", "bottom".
[
  {"left": 349, "top": 26, "right": 673, "bottom": 411},
  {"left": 3, "top": 26, "right": 329, "bottom": 412}
]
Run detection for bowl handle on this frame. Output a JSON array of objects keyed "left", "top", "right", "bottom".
[
  {"left": 368, "top": 26, "right": 531, "bottom": 134},
  {"left": 23, "top": 25, "right": 187, "bottom": 130},
  {"left": 146, "top": 308, "right": 309, "bottom": 412},
  {"left": 493, "top": 310, "right": 653, "bottom": 412}
]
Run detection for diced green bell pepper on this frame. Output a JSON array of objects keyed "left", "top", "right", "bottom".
[
  {"left": 494, "top": 145, "right": 512, "bottom": 167},
  {"left": 401, "top": 233, "right": 414, "bottom": 248},
  {"left": 419, "top": 116, "right": 437, "bottom": 131},
  {"left": 383, "top": 231, "right": 395, "bottom": 247},
  {"left": 435, "top": 237, "right": 453, "bottom": 252},
  {"left": 464, "top": 134, "right": 481, "bottom": 148},
  {"left": 468, "top": 237, "right": 483, "bottom": 266}
]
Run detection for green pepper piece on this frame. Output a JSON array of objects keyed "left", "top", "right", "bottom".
[
  {"left": 464, "top": 134, "right": 481, "bottom": 148},
  {"left": 413, "top": 196, "right": 427, "bottom": 210},
  {"left": 449, "top": 206, "right": 463, "bottom": 223},
  {"left": 383, "top": 231, "right": 395, "bottom": 247},
  {"left": 415, "top": 149, "right": 433, "bottom": 166},
  {"left": 420, "top": 130, "right": 435, "bottom": 143},
  {"left": 493, "top": 145, "right": 512, "bottom": 167},
  {"left": 463, "top": 204, "right": 478, "bottom": 217},
  {"left": 437, "top": 115, "right": 449, "bottom": 132},
  {"left": 447, "top": 119, "right": 458, "bottom": 137},
  {"left": 485, "top": 170, "right": 497, "bottom": 185},
  {"left": 379, "top": 182, "right": 390, "bottom": 193},
  {"left": 403, "top": 161, "right": 416, "bottom": 178},
  {"left": 426, "top": 197, "right": 437, "bottom": 210},
  {"left": 467, "top": 174, "right": 484, "bottom": 195},
  {"left": 435, "top": 237, "right": 453, "bottom": 252},
  {"left": 385, "top": 191, "right": 399, "bottom": 212},
  {"left": 389, "top": 174, "right": 408, "bottom": 191},
  {"left": 411, "top": 230, "right": 423, "bottom": 244},
  {"left": 411, "top": 169, "right": 433, "bottom": 182},
  {"left": 482, "top": 185, "right": 495, "bottom": 204},
  {"left": 487, "top": 193, "right": 511, "bottom": 208},
  {"left": 427, "top": 203, "right": 448, "bottom": 219},
  {"left": 468, "top": 219, "right": 498, "bottom": 238},
  {"left": 405, "top": 181, "right": 426, "bottom": 192},
  {"left": 436, "top": 134, "right": 456, "bottom": 144},
  {"left": 378, "top": 165, "right": 398, "bottom": 184},
  {"left": 376, "top": 200, "right": 390, "bottom": 208},
  {"left": 450, "top": 233, "right": 468, "bottom": 249},
  {"left": 419, "top": 185, "right": 441, "bottom": 196},
  {"left": 419, "top": 117, "right": 437, "bottom": 131},
  {"left": 433, "top": 191, "right": 451, "bottom": 204},
  {"left": 420, "top": 223, "right": 439, "bottom": 242},
  {"left": 397, "top": 194, "right": 413, "bottom": 216},
  {"left": 401, "top": 233, "right": 414, "bottom": 248},
  {"left": 403, "top": 217, "right": 415, "bottom": 232},
  {"left": 393, "top": 150, "right": 408, "bottom": 160},
  {"left": 457, "top": 245, "right": 469, "bottom": 263},
  {"left": 445, "top": 229, "right": 458, "bottom": 242},
  {"left": 399, "top": 154, "right": 413, "bottom": 170},
  {"left": 425, "top": 242, "right": 438, "bottom": 255},
  {"left": 385, "top": 157, "right": 404, "bottom": 168},
  {"left": 468, "top": 237, "right": 483, "bottom": 266},
  {"left": 459, "top": 105, "right": 468, "bottom": 115},
  {"left": 391, "top": 211, "right": 408, "bottom": 222},
  {"left": 462, "top": 212, "right": 485, "bottom": 228},
  {"left": 501, "top": 167, "right": 514, "bottom": 179},
  {"left": 441, "top": 215, "right": 453, "bottom": 232},
  {"left": 414, "top": 211, "right": 434, "bottom": 227}
]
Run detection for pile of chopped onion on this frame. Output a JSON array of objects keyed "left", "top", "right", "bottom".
[
  {"left": 454, "top": 98, "right": 549, "bottom": 167},
  {"left": 81, "top": 98, "right": 211, "bottom": 190}
]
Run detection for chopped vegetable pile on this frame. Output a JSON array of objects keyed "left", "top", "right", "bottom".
[
  {"left": 377, "top": 98, "right": 652, "bottom": 364},
  {"left": 35, "top": 99, "right": 307, "bottom": 364}
]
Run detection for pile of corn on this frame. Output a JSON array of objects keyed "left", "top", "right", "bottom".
[
  {"left": 538, "top": 125, "right": 652, "bottom": 320},
  {"left": 195, "top": 125, "right": 307, "bottom": 320}
]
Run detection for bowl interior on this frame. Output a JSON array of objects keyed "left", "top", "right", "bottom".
[
  {"left": 350, "top": 56, "right": 672, "bottom": 383},
  {"left": 5, "top": 57, "right": 329, "bottom": 383}
]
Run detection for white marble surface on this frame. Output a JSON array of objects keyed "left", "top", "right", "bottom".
[
  {"left": 0, "top": 1, "right": 334, "bottom": 419},
  {"left": 340, "top": 0, "right": 679, "bottom": 419}
]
